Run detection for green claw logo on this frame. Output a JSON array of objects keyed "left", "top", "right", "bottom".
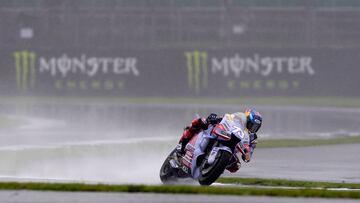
[
  {"left": 184, "top": 50, "right": 208, "bottom": 93},
  {"left": 13, "top": 50, "right": 37, "bottom": 90}
]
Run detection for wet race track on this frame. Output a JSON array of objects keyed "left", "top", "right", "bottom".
[
  {"left": 0, "top": 102, "right": 359, "bottom": 185},
  {"left": 1, "top": 191, "right": 360, "bottom": 203}
]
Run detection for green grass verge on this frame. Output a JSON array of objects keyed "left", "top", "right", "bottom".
[
  {"left": 0, "top": 182, "right": 359, "bottom": 199},
  {"left": 1, "top": 96, "right": 360, "bottom": 108},
  {"left": 257, "top": 136, "right": 360, "bottom": 148},
  {"left": 217, "top": 177, "right": 360, "bottom": 189}
]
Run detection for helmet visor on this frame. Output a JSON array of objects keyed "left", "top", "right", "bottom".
[{"left": 249, "top": 122, "right": 261, "bottom": 133}]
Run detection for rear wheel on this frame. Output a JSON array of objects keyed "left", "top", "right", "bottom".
[
  {"left": 159, "top": 149, "right": 177, "bottom": 184},
  {"left": 198, "top": 150, "right": 232, "bottom": 186}
]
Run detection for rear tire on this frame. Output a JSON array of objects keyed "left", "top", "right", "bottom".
[
  {"left": 198, "top": 150, "right": 232, "bottom": 186},
  {"left": 159, "top": 149, "right": 177, "bottom": 184}
]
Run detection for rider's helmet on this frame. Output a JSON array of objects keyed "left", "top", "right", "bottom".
[{"left": 245, "top": 109, "right": 262, "bottom": 133}]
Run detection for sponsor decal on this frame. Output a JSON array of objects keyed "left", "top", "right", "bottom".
[
  {"left": 13, "top": 50, "right": 139, "bottom": 91},
  {"left": 13, "top": 50, "right": 37, "bottom": 90},
  {"left": 185, "top": 50, "right": 315, "bottom": 93},
  {"left": 184, "top": 50, "right": 208, "bottom": 93},
  {"left": 211, "top": 53, "right": 315, "bottom": 77}
]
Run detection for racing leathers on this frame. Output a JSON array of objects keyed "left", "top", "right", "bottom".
[
  {"left": 178, "top": 113, "right": 258, "bottom": 173},
  {"left": 178, "top": 113, "right": 220, "bottom": 153}
]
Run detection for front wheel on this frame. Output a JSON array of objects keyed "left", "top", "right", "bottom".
[{"left": 198, "top": 150, "right": 232, "bottom": 186}]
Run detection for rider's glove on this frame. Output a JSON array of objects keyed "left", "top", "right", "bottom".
[
  {"left": 242, "top": 153, "right": 251, "bottom": 163},
  {"left": 206, "top": 113, "right": 218, "bottom": 125},
  {"left": 200, "top": 118, "right": 209, "bottom": 130}
]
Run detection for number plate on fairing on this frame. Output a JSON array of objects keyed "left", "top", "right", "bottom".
[{"left": 231, "top": 126, "right": 244, "bottom": 140}]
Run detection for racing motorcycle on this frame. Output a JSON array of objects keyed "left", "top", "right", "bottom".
[{"left": 160, "top": 123, "right": 249, "bottom": 186}]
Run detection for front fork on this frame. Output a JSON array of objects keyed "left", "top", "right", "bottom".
[
  {"left": 213, "top": 132, "right": 250, "bottom": 166},
  {"left": 207, "top": 145, "right": 232, "bottom": 165}
]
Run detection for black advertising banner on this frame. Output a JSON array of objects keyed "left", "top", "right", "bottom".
[{"left": 1, "top": 48, "right": 359, "bottom": 97}]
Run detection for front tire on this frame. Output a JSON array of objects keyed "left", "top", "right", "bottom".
[{"left": 198, "top": 150, "right": 232, "bottom": 186}]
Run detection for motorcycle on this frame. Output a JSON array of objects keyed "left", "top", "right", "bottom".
[{"left": 160, "top": 123, "right": 249, "bottom": 186}]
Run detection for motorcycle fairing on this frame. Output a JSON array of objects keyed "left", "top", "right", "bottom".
[
  {"left": 207, "top": 145, "right": 232, "bottom": 165},
  {"left": 190, "top": 127, "right": 216, "bottom": 179},
  {"left": 180, "top": 134, "right": 198, "bottom": 169}
]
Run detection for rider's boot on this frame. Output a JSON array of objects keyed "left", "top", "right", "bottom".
[{"left": 176, "top": 138, "right": 189, "bottom": 156}]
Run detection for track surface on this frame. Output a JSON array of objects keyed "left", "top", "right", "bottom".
[
  {"left": 0, "top": 144, "right": 359, "bottom": 184},
  {"left": 227, "top": 144, "right": 360, "bottom": 183},
  {"left": 0, "top": 104, "right": 360, "bottom": 202},
  {"left": 0, "top": 104, "right": 359, "bottom": 183},
  {"left": 0, "top": 191, "right": 359, "bottom": 203}
]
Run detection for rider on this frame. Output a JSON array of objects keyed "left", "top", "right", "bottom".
[{"left": 177, "top": 109, "right": 262, "bottom": 173}]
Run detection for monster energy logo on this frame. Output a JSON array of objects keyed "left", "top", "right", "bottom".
[
  {"left": 13, "top": 50, "right": 37, "bottom": 90},
  {"left": 184, "top": 50, "right": 208, "bottom": 93}
]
